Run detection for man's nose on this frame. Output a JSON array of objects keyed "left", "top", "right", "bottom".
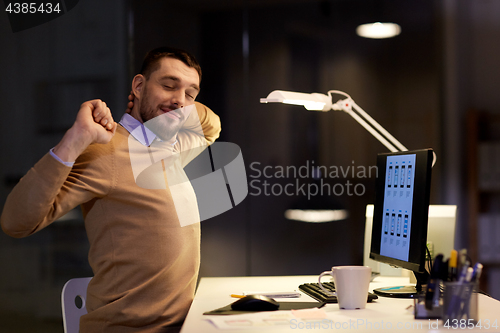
[{"left": 171, "top": 90, "right": 186, "bottom": 108}]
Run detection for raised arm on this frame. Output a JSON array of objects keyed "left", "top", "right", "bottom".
[
  {"left": 182, "top": 102, "right": 221, "bottom": 144},
  {"left": 1, "top": 100, "right": 116, "bottom": 238},
  {"left": 53, "top": 99, "right": 117, "bottom": 162}
]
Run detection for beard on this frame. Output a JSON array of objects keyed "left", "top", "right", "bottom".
[
  {"left": 139, "top": 87, "right": 186, "bottom": 142},
  {"left": 144, "top": 112, "right": 184, "bottom": 142}
]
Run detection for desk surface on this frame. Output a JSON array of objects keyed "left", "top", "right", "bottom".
[{"left": 181, "top": 275, "right": 500, "bottom": 332}]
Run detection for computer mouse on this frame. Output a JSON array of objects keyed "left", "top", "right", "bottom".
[{"left": 230, "top": 295, "right": 280, "bottom": 311}]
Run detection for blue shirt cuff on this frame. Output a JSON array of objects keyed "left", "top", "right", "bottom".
[{"left": 50, "top": 148, "right": 75, "bottom": 167}]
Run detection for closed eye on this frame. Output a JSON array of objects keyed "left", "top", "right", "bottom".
[{"left": 186, "top": 89, "right": 198, "bottom": 100}]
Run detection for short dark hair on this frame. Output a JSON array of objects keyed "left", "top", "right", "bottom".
[{"left": 140, "top": 47, "right": 202, "bottom": 82}]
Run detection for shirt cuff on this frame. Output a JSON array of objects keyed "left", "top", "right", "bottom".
[{"left": 49, "top": 148, "right": 75, "bottom": 167}]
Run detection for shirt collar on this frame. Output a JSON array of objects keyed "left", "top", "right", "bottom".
[{"left": 119, "top": 113, "right": 177, "bottom": 147}]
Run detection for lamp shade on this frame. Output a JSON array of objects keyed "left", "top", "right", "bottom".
[{"left": 260, "top": 90, "right": 331, "bottom": 111}]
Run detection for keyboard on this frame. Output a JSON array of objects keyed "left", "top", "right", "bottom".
[{"left": 298, "top": 282, "right": 378, "bottom": 303}]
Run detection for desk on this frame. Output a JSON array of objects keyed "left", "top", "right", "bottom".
[{"left": 181, "top": 275, "right": 500, "bottom": 332}]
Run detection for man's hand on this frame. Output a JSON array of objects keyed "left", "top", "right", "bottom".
[
  {"left": 75, "top": 99, "right": 117, "bottom": 144},
  {"left": 53, "top": 100, "right": 117, "bottom": 163}
]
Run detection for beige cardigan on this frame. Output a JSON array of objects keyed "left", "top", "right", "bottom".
[{"left": 1, "top": 102, "right": 221, "bottom": 332}]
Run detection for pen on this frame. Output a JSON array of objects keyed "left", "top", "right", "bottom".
[
  {"left": 425, "top": 254, "right": 443, "bottom": 310},
  {"left": 464, "top": 267, "right": 473, "bottom": 283},
  {"left": 446, "top": 263, "right": 472, "bottom": 318},
  {"left": 231, "top": 291, "right": 301, "bottom": 298},
  {"left": 458, "top": 249, "right": 467, "bottom": 275},
  {"left": 471, "top": 263, "right": 483, "bottom": 283},
  {"left": 457, "top": 267, "right": 475, "bottom": 318},
  {"left": 449, "top": 249, "right": 458, "bottom": 281},
  {"left": 457, "top": 260, "right": 470, "bottom": 283}
]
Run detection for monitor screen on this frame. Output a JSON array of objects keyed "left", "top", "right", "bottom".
[{"left": 369, "top": 149, "right": 433, "bottom": 296}]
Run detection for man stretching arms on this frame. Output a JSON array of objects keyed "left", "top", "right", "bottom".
[{"left": 1, "top": 47, "right": 221, "bottom": 332}]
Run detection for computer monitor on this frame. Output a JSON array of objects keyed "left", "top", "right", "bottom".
[
  {"left": 364, "top": 204, "right": 457, "bottom": 277},
  {"left": 369, "top": 148, "right": 434, "bottom": 298}
]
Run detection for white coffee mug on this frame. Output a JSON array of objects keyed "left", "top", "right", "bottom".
[{"left": 318, "top": 266, "right": 371, "bottom": 309}]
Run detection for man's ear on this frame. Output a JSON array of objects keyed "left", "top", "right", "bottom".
[{"left": 132, "top": 74, "right": 145, "bottom": 99}]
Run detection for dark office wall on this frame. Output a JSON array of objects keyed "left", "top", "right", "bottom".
[
  {"left": 441, "top": 0, "right": 500, "bottom": 300},
  {"left": 131, "top": 1, "right": 201, "bottom": 76},
  {"left": 0, "top": 0, "right": 128, "bottom": 324}
]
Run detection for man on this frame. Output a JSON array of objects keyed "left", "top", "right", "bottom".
[{"left": 1, "top": 47, "right": 221, "bottom": 332}]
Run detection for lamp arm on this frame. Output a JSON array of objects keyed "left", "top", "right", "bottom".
[
  {"left": 342, "top": 105, "right": 400, "bottom": 152},
  {"left": 328, "top": 91, "right": 408, "bottom": 152},
  {"left": 350, "top": 100, "right": 408, "bottom": 152},
  {"left": 328, "top": 91, "right": 436, "bottom": 166}
]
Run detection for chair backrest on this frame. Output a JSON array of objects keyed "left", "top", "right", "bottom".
[{"left": 61, "top": 277, "right": 92, "bottom": 333}]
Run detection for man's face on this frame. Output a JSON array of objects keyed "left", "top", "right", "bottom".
[{"left": 137, "top": 57, "right": 200, "bottom": 142}]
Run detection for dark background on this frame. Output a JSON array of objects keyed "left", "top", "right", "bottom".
[{"left": 1, "top": 0, "right": 499, "bottom": 331}]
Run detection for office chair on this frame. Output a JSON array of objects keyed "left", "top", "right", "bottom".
[{"left": 61, "top": 277, "right": 92, "bottom": 333}]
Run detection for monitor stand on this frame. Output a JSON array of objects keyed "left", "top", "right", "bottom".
[{"left": 373, "top": 270, "right": 429, "bottom": 298}]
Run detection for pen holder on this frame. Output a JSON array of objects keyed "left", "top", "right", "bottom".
[
  {"left": 442, "top": 281, "right": 478, "bottom": 323},
  {"left": 414, "top": 293, "right": 443, "bottom": 319}
]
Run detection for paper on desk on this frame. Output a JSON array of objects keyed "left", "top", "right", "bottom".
[
  {"left": 205, "top": 312, "right": 294, "bottom": 329},
  {"left": 205, "top": 308, "right": 327, "bottom": 330},
  {"left": 291, "top": 308, "right": 327, "bottom": 319}
]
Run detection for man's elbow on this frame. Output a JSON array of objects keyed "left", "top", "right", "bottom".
[
  {"left": 205, "top": 115, "right": 222, "bottom": 144},
  {"left": 1, "top": 215, "right": 31, "bottom": 238}
]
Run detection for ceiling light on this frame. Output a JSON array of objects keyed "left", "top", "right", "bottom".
[
  {"left": 284, "top": 209, "right": 349, "bottom": 223},
  {"left": 356, "top": 22, "right": 401, "bottom": 39}
]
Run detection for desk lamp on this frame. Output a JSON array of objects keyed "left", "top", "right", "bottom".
[
  {"left": 260, "top": 90, "right": 408, "bottom": 153},
  {"left": 260, "top": 90, "right": 436, "bottom": 222}
]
